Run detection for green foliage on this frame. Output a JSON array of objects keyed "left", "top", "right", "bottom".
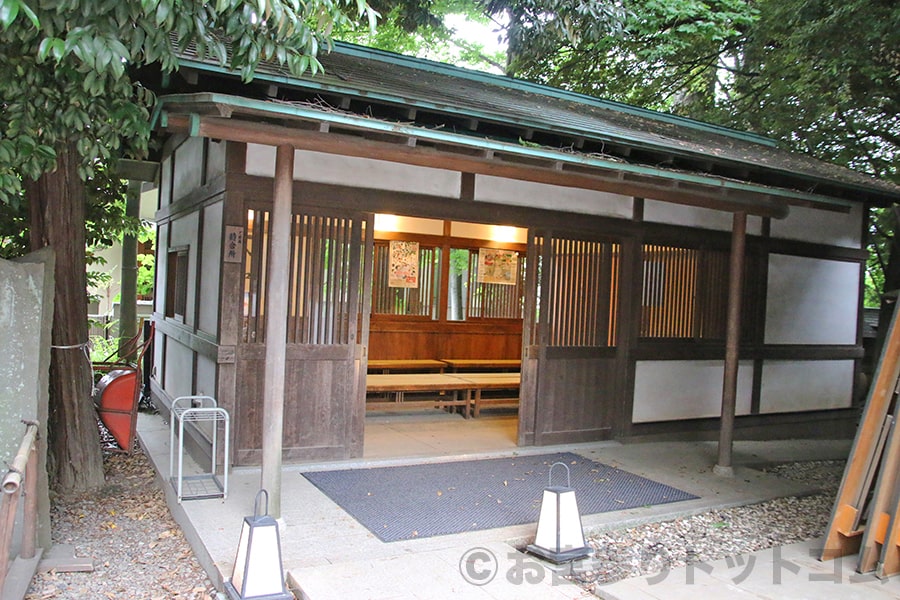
[
  {"left": 867, "top": 207, "right": 895, "bottom": 307},
  {"left": 502, "top": 0, "right": 898, "bottom": 186},
  {"left": 0, "top": 161, "right": 140, "bottom": 259},
  {"left": 483, "top": 0, "right": 628, "bottom": 75},
  {"left": 136, "top": 228, "right": 156, "bottom": 298},
  {"left": 483, "top": 0, "right": 897, "bottom": 303},
  {"left": 338, "top": 0, "right": 507, "bottom": 71},
  {"left": 508, "top": 0, "right": 757, "bottom": 109},
  {"left": 0, "top": 0, "right": 377, "bottom": 205},
  {"left": 89, "top": 331, "right": 120, "bottom": 363},
  {"left": 0, "top": 185, "right": 28, "bottom": 258}
]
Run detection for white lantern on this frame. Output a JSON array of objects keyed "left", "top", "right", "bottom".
[
  {"left": 526, "top": 462, "right": 591, "bottom": 564},
  {"left": 225, "top": 490, "right": 293, "bottom": 600}
]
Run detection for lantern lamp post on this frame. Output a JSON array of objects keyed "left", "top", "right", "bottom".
[
  {"left": 526, "top": 462, "right": 592, "bottom": 564},
  {"left": 225, "top": 489, "right": 293, "bottom": 600}
]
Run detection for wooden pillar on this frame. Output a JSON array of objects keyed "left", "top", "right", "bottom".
[
  {"left": 715, "top": 211, "right": 747, "bottom": 477},
  {"left": 118, "top": 180, "right": 142, "bottom": 355},
  {"left": 261, "top": 145, "right": 294, "bottom": 517}
]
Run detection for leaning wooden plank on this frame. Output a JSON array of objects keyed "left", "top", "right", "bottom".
[
  {"left": 874, "top": 472, "right": 900, "bottom": 578},
  {"left": 822, "top": 302, "right": 900, "bottom": 561},
  {"left": 858, "top": 416, "right": 899, "bottom": 573}
]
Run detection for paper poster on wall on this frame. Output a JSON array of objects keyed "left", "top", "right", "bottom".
[
  {"left": 389, "top": 240, "right": 419, "bottom": 288},
  {"left": 477, "top": 248, "right": 518, "bottom": 285}
]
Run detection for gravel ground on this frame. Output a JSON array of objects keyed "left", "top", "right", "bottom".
[
  {"left": 571, "top": 460, "right": 846, "bottom": 595},
  {"left": 24, "top": 445, "right": 217, "bottom": 600},
  {"left": 22, "top": 445, "right": 844, "bottom": 599}
]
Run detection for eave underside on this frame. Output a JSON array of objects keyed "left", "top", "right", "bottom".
[{"left": 157, "top": 94, "right": 843, "bottom": 220}]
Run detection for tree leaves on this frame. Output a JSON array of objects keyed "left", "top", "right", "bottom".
[
  {"left": 0, "top": 0, "right": 40, "bottom": 30},
  {"left": 0, "top": 0, "right": 379, "bottom": 205}
]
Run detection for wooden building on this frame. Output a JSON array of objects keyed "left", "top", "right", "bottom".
[{"left": 147, "top": 43, "right": 900, "bottom": 470}]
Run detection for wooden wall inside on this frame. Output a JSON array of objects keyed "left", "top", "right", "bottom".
[
  {"left": 368, "top": 318, "right": 522, "bottom": 360},
  {"left": 368, "top": 221, "right": 526, "bottom": 361}
]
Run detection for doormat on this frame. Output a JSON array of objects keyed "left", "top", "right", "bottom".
[{"left": 302, "top": 452, "right": 697, "bottom": 542}]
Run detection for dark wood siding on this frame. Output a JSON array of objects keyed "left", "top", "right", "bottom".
[{"left": 521, "top": 232, "right": 626, "bottom": 445}]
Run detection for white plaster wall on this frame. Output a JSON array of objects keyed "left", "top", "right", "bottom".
[
  {"left": 474, "top": 175, "right": 633, "bottom": 218},
  {"left": 172, "top": 137, "right": 204, "bottom": 203},
  {"left": 152, "top": 224, "right": 168, "bottom": 378},
  {"left": 633, "top": 360, "right": 753, "bottom": 422},
  {"left": 765, "top": 255, "right": 859, "bottom": 345},
  {"left": 374, "top": 214, "right": 443, "bottom": 235},
  {"left": 154, "top": 224, "right": 169, "bottom": 316},
  {"left": 159, "top": 156, "right": 172, "bottom": 208},
  {"left": 198, "top": 201, "right": 223, "bottom": 336},
  {"left": 206, "top": 139, "right": 227, "bottom": 182},
  {"left": 163, "top": 340, "right": 194, "bottom": 399},
  {"left": 450, "top": 222, "right": 528, "bottom": 243},
  {"left": 760, "top": 360, "right": 853, "bottom": 413},
  {"left": 769, "top": 203, "right": 862, "bottom": 248},
  {"left": 170, "top": 211, "right": 200, "bottom": 327},
  {"left": 152, "top": 328, "right": 164, "bottom": 388},
  {"left": 195, "top": 353, "right": 218, "bottom": 399},
  {"left": 245, "top": 144, "right": 461, "bottom": 197},
  {"left": 643, "top": 199, "right": 763, "bottom": 234}
]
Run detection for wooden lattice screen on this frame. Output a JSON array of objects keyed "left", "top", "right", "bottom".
[
  {"left": 242, "top": 209, "right": 359, "bottom": 344},
  {"left": 371, "top": 242, "right": 440, "bottom": 318},
  {"left": 640, "top": 244, "right": 729, "bottom": 339},
  {"left": 466, "top": 250, "right": 526, "bottom": 319},
  {"left": 546, "top": 238, "right": 620, "bottom": 347}
]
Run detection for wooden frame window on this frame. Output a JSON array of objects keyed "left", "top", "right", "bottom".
[
  {"left": 242, "top": 208, "right": 359, "bottom": 344},
  {"left": 372, "top": 241, "right": 441, "bottom": 319},
  {"left": 640, "top": 244, "right": 729, "bottom": 339},
  {"left": 165, "top": 246, "right": 189, "bottom": 323},
  {"left": 448, "top": 247, "right": 526, "bottom": 321},
  {"left": 545, "top": 238, "right": 620, "bottom": 347}
]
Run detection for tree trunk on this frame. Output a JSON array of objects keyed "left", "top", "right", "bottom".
[{"left": 25, "top": 141, "right": 105, "bottom": 492}]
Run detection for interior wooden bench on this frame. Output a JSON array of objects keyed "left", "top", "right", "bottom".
[
  {"left": 439, "top": 358, "right": 521, "bottom": 372},
  {"left": 365, "top": 373, "right": 473, "bottom": 417},
  {"left": 454, "top": 372, "right": 521, "bottom": 417},
  {"left": 365, "top": 373, "right": 521, "bottom": 418},
  {"left": 366, "top": 359, "right": 447, "bottom": 373}
]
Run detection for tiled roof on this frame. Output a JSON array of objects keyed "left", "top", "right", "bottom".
[{"left": 169, "top": 41, "right": 900, "bottom": 206}]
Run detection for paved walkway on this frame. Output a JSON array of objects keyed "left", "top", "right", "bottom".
[
  {"left": 596, "top": 539, "right": 900, "bottom": 599},
  {"left": 136, "top": 413, "right": 900, "bottom": 599}
]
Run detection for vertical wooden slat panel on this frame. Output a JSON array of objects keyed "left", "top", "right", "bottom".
[
  {"left": 637, "top": 243, "right": 745, "bottom": 341},
  {"left": 301, "top": 215, "right": 314, "bottom": 343},
  {"left": 313, "top": 215, "right": 326, "bottom": 343}
]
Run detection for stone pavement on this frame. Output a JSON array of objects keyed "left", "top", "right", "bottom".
[
  {"left": 135, "top": 413, "right": 900, "bottom": 599},
  {"left": 595, "top": 539, "right": 900, "bottom": 600}
]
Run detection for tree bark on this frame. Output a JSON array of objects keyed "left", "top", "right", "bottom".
[{"left": 25, "top": 141, "right": 105, "bottom": 492}]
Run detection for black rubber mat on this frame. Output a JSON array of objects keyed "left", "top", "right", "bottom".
[{"left": 302, "top": 452, "right": 698, "bottom": 542}]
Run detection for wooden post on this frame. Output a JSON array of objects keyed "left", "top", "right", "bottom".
[
  {"left": 715, "top": 211, "right": 747, "bottom": 477},
  {"left": 21, "top": 447, "right": 38, "bottom": 559},
  {"left": 261, "top": 145, "right": 294, "bottom": 518},
  {"left": 118, "top": 179, "right": 142, "bottom": 355}
]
